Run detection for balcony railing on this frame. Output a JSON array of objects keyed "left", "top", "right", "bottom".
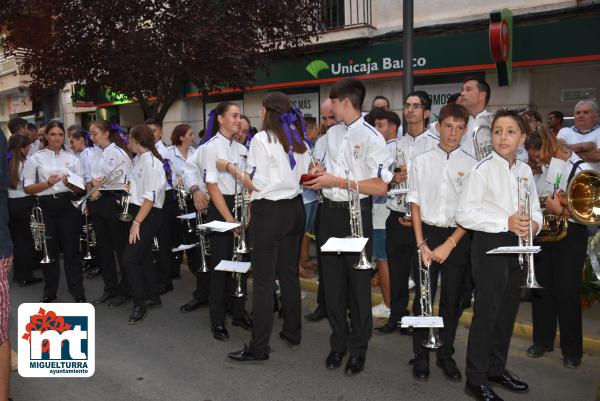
[
  {"left": 323, "top": 0, "right": 372, "bottom": 30},
  {"left": 0, "top": 52, "right": 17, "bottom": 76}
]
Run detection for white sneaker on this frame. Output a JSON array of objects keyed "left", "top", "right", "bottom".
[
  {"left": 371, "top": 302, "right": 391, "bottom": 318},
  {"left": 408, "top": 278, "right": 416, "bottom": 289}
]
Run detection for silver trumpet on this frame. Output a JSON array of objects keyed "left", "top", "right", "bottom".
[
  {"left": 308, "top": 144, "right": 324, "bottom": 203},
  {"left": 195, "top": 211, "right": 210, "bottom": 274},
  {"left": 417, "top": 248, "right": 442, "bottom": 349},
  {"left": 116, "top": 178, "right": 134, "bottom": 222},
  {"left": 176, "top": 179, "right": 193, "bottom": 233},
  {"left": 345, "top": 170, "right": 374, "bottom": 270},
  {"left": 392, "top": 145, "right": 408, "bottom": 208},
  {"left": 517, "top": 178, "right": 542, "bottom": 289},
  {"left": 72, "top": 163, "right": 125, "bottom": 209},
  {"left": 30, "top": 206, "right": 53, "bottom": 264},
  {"left": 231, "top": 161, "right": 250, "bottom": 298},
  {"left": 81, "top": 213, "right": 96, "bottom": 261}
]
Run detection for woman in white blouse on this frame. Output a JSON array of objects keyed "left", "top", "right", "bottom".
[{"left": 23, "top": 120, "right": 85, "bottom": 303}]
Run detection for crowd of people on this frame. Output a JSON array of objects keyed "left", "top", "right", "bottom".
[{"left": 0, "top": 76, "right": 598, "bottom": 401}]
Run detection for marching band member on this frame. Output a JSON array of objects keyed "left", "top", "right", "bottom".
[
  {"left": 7, "top": 135, "right": 42, "bottom": 287},
  {"left": 226, "top": 92, "right": 310, "bottom": 361},
  {"left": 377, "top": 91, "right": 438, "bottom": 334},
  {"left": 145, "top": 118, "right": 177, "bottom": 294},
  {"left": 86, "top": 120, "right": 132, "bottom": 306},
  {"left": 23, "top": 120, "right": 86, "bottom": 303},
  {"left": 305, "top": 78, "right": 393, "bottom": 375},
  {"left": 121, "top": 124, "right": 167, "bottom": 324},
  {"left": 407, "top": 104, "right": 476, "bottom": 381},
  {"left": 457, "top": 110, "right": 542, "bottom": 401},
  {"left": 68, "top": 128, "right": 93, "bottom": 157},
  {"left": 527, "top": 128, "right": 591, "bottom": 368},
  {"left": 202, "top": 102, "right": 252, "bottom": 340}
]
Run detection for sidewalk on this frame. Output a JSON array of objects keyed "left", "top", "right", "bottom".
[{"left": 299, "top": 276, "right": 600, "bottom": 355}]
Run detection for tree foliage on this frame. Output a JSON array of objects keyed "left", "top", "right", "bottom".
[{"left": 1, "top": 0, "right": 323, "bottom": 121}]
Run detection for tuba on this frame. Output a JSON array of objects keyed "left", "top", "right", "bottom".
[
  {"left": 567, "top": 170, "right": 600, "bottom": 225},
  {"left": 345, "top": 170, "right": 374, "bottom": 270},
  {"left": 517, "top": 177, "right": 542, "bottom": 289},
  {"left": 417, "top": 249, "right": 441, "bottom": 349},
  {"left": 30, "top": 206, "right": 53, "bottom": 264},
  {"left": 472, "top": 115, "right": 493, "bottom": 161}
]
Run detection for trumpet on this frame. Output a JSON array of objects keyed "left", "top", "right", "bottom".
[
  {"left": 72, "top": 163, "right": 125, "bottom": 210},
  {"left": 417, "top": 248, "right": 441, "bottom": 349},
  {"left": 30, "top": 206, "right": 53, "bottom": 264},
  {"left": 81, "top": 213, "right": 96, "bottom": 261},
  {"left": 176, "top": 179, "right": 193, "bottom": 233},
  {"left": 391, "top": 144, "right": 408, "bottom": 209},
  {"left": 196, "top": 211, "right": 210, "bottom": 274},
  {"left": 116, "top": 178, "right": 134, "bottom": 222},
  {"left": 345, "top": 170, "right": 374, "bottom": 270},
  {"left": 517, "top": 177, "right": 542, "bottom": 289},
  {"left": 308, "top": 144, "right": 324, "bottom": 203},
  {"left": 231, "top": 160, "right": 250, "bottom": 298}
]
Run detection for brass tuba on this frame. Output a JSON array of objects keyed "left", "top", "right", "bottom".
[{"left": 567, "top": 169, "right": 600, "bottom": 225}]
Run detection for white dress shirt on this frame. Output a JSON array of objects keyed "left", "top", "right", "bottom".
[
  {"left": 202, "top": 133, "right": 248, "bottom": 196},
  {"left": 27, "top": 139, "right": 42, "bottom": 158},
  {"left": 23, "top": 148, "right": 83, "bottom": 196},
  {"left": 8, "top": 161, "right": 28, "bottom": 199},
  {"left": 97, "top": 142, "right": 131, "bottom": 189},
  {"left": 166, "top": 145, "right": 198, "bottom": 186},
  {"left": 386, "top": 129, "right": 439, "bottom": 212},
  {"left": 79, "top": 145, "right": 102, "bottom": 183},
  {"left": 183, "top": 146, "right": 206, "bottom": 194},
  {"left": 407, "top": 145, "right": 477, "bottom": 227},
  {"left": 321, "top": 116, "right": 393, "bottom": 201},
  {"left": 129, "top": 151, "right": 167, "bottom": 209},
  {"left": 313, "top": 135, "right": 327, "bottom": 164},
  {"left": 246, "top": 130, "right": 311, "bottom": 201},
  {"left": 456, "top": 150, "right": 543, "bottom": 234},
  {"left": 557, "top": 125, "right": 600, "bottom": 172}
]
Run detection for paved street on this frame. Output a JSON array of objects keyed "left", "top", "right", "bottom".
[{"left": 7, "top": 268, "right": 600, "bottom": 401}]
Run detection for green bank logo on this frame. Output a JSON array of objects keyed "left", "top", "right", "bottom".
[{"left": 306, "top": 59, "right": 329, "bottom": 79}]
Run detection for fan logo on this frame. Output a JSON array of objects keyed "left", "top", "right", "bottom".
[{"left": 18, "top": 303, "right": 95, "bottom": 377}]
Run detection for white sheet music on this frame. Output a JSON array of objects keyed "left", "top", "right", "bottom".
[
  {"left": 176, "top": 212, "right": 197, "bottom": 220},
  {"left": 400, "top": 316, "right": 444, "bottom": 328},
  {"left": 67, "top": 172, "right": 85, "bottom": 190},
  {"left": 321, "top": 237, "right": 368, "bottom": 253},
  {"left": 215, "top": 260, "right": 251, "bottom": 273},
  {"left": 487, "top": 246, "right": 541, "bottom": 254},
  {"left": 171, "top": 243, "right": 198, "bottom": 252},
  {"left": 198, "top": 221, "right": 240, "bottom": 232}
]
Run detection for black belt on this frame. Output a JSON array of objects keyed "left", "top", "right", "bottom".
[
  {"left": 37, "top": 192, "right": 74, "bottom": 200},
  {"left": 323, "top": 197, "right": 371, "bottom": 210}
]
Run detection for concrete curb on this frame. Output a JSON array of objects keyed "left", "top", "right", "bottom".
[{"left": 299, "top": 278, "right": 600, "bottom": 355}]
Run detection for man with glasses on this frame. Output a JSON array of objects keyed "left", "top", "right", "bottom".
[{"left": 376, "top": 91, "right": 438, "bottom": 335}]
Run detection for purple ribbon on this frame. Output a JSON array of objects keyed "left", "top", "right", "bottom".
[
  {"left": 292, "top": 107, "right": 307, "bottom": 140},
  {"left": 201, "top": 109, "right": 216, "bottom": 144},
  {"left": 111, "top": 123, "right": 129, "bottom": 145},
  {"left": 162, "top": 158, "right": 174, "bottom": 196},
  {"left": 279, "top": 111, "right": 304, "bottom": 169},
  {"left": 5, "top": 150, "right": 12, "bottom": 162},
  {"left": 81, "top": 130, "right": 93, "bottom": 147}
]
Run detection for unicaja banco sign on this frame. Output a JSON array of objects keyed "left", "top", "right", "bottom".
[{"left": 306, "top": 56, "right": 428, "bottom": 79}]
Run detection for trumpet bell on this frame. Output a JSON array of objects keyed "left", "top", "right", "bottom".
[
  {"left": 116, "top": 212, "right": 134, "bottom": 222},
  {"left": 71, "top": 199, "right": 85, "bottom": 209},
  {"left": 522, "top": 275, "right": 543, "bottom": 289},
  {"left": 568, "top": 169, "right": 600, "bottom": 225},
  {"left": 40, "top": 254, "right": 54, "bottom": 264},
  {"left": 422, "top": 335, "right": 442, "bottom": 349},
  {"left": 353, "top": 253, "right": 374, "bottom": 270}
]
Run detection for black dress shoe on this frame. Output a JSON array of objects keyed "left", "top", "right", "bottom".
[
  {"left": 159, "top": 282, "right": 174, "bottom": 295},
  {"left": 526, "top": 344, "right": 554, "bottom": 358},
  {"left": 232, "top": 313, "right": 253, "bottom": 331},
  {"left": 488, "top": 370, "right": 528, "bottom": 393},
  {"left": 40, "top": 295, "right": 56, "bottom": 303},
  {"left": 304, "top": 306, "right": 327, "bottom": 322},
  {"left": 179, "top": 298, "right": 207, "bottom": 313},
  {"left": 436, "top": 357, "right": 462, "bottom": 381},
  {"left": 375, "top": 321, "right": 398, "bottom": 334},
  {"left": 410, "top": 355, "right": 429, "bottom": 381},
  {"left": 212, "top": 322, "right": 229, "bottom": 341},
  {"left": 92, "top": 293, "right": 114, "bottom": 305},
  {"left": 465, "top": 383, "right": 503, "bottom": 401},
  {"left": 325, "top": 351, "right": 346, "bottom": 369},
  {"left": 17, "top": 277, "right": 43, "bottom": 287},
  {"left": 74, "top": 296, "right": 86, "bottom": 303},
  {"left": 146, "top": 297, "right": 162, "bottom": 308},
  {"left": 107, "top": 294, "right": 130, "bottom": 308},
  {"left": 344, "top": 356, "right": 365, "bottom": 376},
  {"left": 563, "top": 357, "right": 581, "bottom": 369},
  {"left": 228, "top": 344, "right": 269, "bottom": 362},
  {"left": 279, "top": 331, "right": 300, "bottom": 347},
  {"left": 128, "top": 306, "right": 146, "bottom": 324}
]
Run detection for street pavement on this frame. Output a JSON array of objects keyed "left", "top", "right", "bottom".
[{"left": 7, "top": 267, "right": 600, "bottom": 401}]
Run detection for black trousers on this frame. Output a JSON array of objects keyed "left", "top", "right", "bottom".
[
  {"left": 386, "top": 210, "right": 416, "bottom": 323},
  {"left": 249, "top": 196, "right": 305, "bottom": 354},
  {"left": 466, "top": 231, "right": 521, "bottom": 386},
  {"left": 8, "top": 196, "right": 38, "bottom": 281},
  {"left": 315, "top": 202, "right": 326, "bottom": 309},
  {"left": 207, "top": 196, "right": 247, "bottom": 324},
  {"left": 412, "top": 224, "right": 469, "bottom": 359},
  {"left": 532, "top": 222, "right": 587, "bottom": 360},
  {"left": 88, "top": 192, "right": 129, "bottom": 296},
  {"left": 317, "top": 198, "right": 373, "bottom": 358},
  {"left": 156, "top": 189, "right": 177, "bottom": 285},
  {"left": 37, "top": 193, "right": 84, "bottom": 299},
  {"left": 122, "top": 205, "right": 162, "bottom": 307}
]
